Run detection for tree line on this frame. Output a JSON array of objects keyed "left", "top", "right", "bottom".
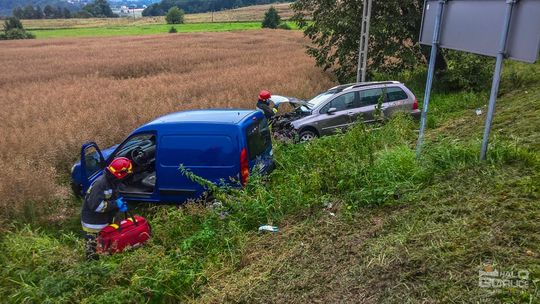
[
  {"left": 13, "top": 5, "right": 71, "bottom": 19},
  {"left": 143, "top": 0, "right": 287, "bottom": 16},
  {"left": 12, "top": 0, "right": 116, "bottom": 19}
]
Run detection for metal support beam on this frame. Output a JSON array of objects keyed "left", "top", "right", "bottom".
[
  {"left": 480, "top": 0, "right": 516, "bottom": 160},
  {"left": 356, "top": 0, "right": 373, "bottom": 83},
  {"left": 416, "top": 0, "right": 446, "bottom": 158}
]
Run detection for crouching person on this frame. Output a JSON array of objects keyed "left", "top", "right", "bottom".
[{"left": 81, "top": 157, "right": 132, "bottom": 260}]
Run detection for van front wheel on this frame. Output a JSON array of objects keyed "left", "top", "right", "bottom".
[{"left": 299, "top": 130, "right": 317, "bottom": 142}]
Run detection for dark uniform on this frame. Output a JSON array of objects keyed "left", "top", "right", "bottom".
[
  {"left": 81, "top": 173, "right": 121, "bottom": 259},
  {"left": 256, "top": 99, "right": 275, "bottom": 119}
]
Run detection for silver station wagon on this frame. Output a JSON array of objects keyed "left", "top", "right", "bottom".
[{"left": 272, "top": 81, "right": 420, "bottom": 141}]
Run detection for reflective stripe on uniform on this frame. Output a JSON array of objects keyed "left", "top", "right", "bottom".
[
  {"left": 81, "top": 221, "right": 109, "bottom": 233},
  {"left": 94, "top": 201, "right": 108, "bottom": 213}
]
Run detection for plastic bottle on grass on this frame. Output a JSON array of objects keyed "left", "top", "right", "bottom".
[{"left": 258, "top": 225, "right": 279, "bottom": 233}]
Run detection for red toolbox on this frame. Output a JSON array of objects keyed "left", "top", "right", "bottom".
[{"left": 96, "top": 214, "right": 151, "bottom": 254}]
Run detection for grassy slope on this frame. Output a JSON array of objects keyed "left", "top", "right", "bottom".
[
  {"left": 0, "top": 61, "right": 538, "bottom": 303},
  {"left": 29, "top": 22, "right": 298, "bottom": 39},
  {"left": 197, "top": 61, "right": 540, "bottom": 303}
]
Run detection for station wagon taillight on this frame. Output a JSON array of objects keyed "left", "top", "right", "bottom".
[
  {"left": 412, "top": 97, "right": 419, "bottom": 110},
  {"left": 240, "top": 147, "right": 249, "bottom": 185}
]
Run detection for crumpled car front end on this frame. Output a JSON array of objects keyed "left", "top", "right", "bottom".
[{"left": 270, "top": 95, "right": 311, "bottom": 142}]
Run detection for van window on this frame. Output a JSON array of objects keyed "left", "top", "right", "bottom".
[
  {"left": 84, "top": 146, "right": 104, "bottom": 178},
  {"left": 160, "top": 135, "right": 235, "bottom": 167},
  {"left": 115, "top": 133, "right": 156, "bottom": 159},
  {"left": 386, "top": 87, "right": 408, "bottom": 101},
  {"left": 246, "top": 118, "right": 271, "bottom": 161}
]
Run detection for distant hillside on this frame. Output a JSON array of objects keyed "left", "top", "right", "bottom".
[
  {"left": 186, "top": 2, "right": 294, "bottom": 22},
  {"left": 0, "top": 0, "right": 158, "bottom": 17},
  {"left": 142, "top": 0, "right": 290, "bottom": 16},
  {"left": 19, "top": 3, "right": 294, "bottom": 30}
]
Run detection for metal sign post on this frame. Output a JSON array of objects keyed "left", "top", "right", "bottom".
[
  {"left": 356, "top": 0, "right": 373, "bottom": 83},
  {"left": 480, "top": 0, "right": 515, "bottom": 160},
  {"left": 416, "top": 0, "right": 445, "bottom": 158}
]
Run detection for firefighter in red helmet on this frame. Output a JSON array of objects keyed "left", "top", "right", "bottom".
[
  {"left": 256, "top": 90, "right": 277, "bottom": 119},
  {"left": 81, "top": 157, "right": 132, "bottom": 260}
]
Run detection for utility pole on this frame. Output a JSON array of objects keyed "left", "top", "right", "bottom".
[{"left": 356, "top": 0, "right": 373, "bottom": 83}]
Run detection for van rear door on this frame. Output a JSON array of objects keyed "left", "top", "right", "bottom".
[{"left": 244, "top": 117, "right": 274, "bottom": 177}]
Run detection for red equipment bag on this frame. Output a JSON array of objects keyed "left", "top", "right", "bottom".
[{"left": 96, "top": 213, "right": 151, "bottom": 254}]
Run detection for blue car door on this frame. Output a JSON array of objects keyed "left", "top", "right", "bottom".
[{"left": 80, "top": 142, "right": 106, "bottom": 194}]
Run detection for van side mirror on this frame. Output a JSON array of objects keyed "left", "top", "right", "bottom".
[{"left": 327, "top": 107, "right": 337, "bottom": 115}]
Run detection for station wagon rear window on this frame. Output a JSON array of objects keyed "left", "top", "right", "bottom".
[
  {"left": 246, "top": 118, "right": 271, "bottom": 161},
  {"left": 359, "top": 88, "right": 384, "bottom": 106},
  {"left": 159, "top": 135, "right": 235, "bottom": 167},
  {"left": 386, "top": 87, "right": 408, "bottom": 102}
]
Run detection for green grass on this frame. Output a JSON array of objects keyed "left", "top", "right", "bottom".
[
  {"left": 28, "top": 21, "right": 299, "bottom": 39},
  {"left": 0, "top": 61, "right": 538, "bottom": 303}
]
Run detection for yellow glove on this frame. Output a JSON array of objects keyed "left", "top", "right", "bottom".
[{"left": 272, "top": 108, "right": 278, "bottom": 114}]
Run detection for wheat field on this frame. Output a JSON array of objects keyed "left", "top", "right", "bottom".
[{"left": 0, "top": 30, "right": 335, "bottom": 220}]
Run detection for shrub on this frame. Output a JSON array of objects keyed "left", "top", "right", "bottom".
[
  {"left": 74, "top": 10, "right": 93, "bottom": 18},
  {"left": 277, "top": 22, "right": 291, "bottom": 30},
  {"left": 0, "top": 17, "right": 35, "bottom": 40},
  {"left": 2, "top": 28, "right": 35, "bottom": 40},
  {"left": 166, "top": 7, "right": 184, "bottom": 24},
  {"left": 262, "top": 6, "right": 281, "bottom": 29},
  {"left": 438, "top": 50, "right": 494, "bottom": 92},
  {"left": 169, "top": 26, "right": 177, "bottom": 33}
]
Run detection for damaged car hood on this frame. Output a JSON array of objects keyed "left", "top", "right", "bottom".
[{"left": 271, "top": 95, "right": 308, "bottom": 110}]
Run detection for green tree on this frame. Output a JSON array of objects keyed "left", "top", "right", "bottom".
[
  {"left": 63, "top": 8, "right": 72, "bottom": 18},
  {"left": 4, "top": 17, "right": 23, "bottom": 31},
  {"left": 262, "top": 6, "right": 280, "bottom": 29},
  {"left": 292, "top": 0, "right": 424, "bottom": 83},
  {"left": 35, "top": 6, "right": 44, "bottom": 19},
  {"left": 12, "top": 7, "right": 24, "bottom": 19},
  {"left": 165, "top": 7, "right": 184, "bottom": 24},
  {"left": 82, "top": 0, "right": 115, "bottom": 18},
  {"left": 22, "top": 5, "right": 36, "bottom": 19},
  {"left": 291, "top": 0, "right": 492, "bottom": 89},
  {"left": 1, "top": 17, "right": 35, "bottom": 40},
  {"left": 43, "top": 5, "right": 55, "bottom": 19}
]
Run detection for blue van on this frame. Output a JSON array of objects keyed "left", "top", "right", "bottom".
[{"left": 71, "top": 109, "right": 274, "bottom": 203}]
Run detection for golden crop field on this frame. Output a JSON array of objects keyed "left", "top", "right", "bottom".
[
  {"left": 0, "top": 30, "right": 335, "bottom": 221},
  {"left": 21, "top": 3, "right": 294, "bottom": 30}
]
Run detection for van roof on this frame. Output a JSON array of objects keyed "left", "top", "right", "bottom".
[{"left": 141, "top": 109, "right": 257, "bottom": 127}]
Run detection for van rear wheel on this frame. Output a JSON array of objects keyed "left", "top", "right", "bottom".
[{"left": 299, "top": 130, "right": 317, "bottom": 142}]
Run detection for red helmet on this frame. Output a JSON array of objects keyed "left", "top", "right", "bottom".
[
  {"left": 258, "top": 90, "right": 271, "bottom": 101},
  {"left": 107, "top": 157, "right": 133, "bottom": 179}
]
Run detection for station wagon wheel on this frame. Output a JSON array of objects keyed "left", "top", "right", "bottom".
[{"left": 299, "top": 130, "right": 317, "bottom": 142}]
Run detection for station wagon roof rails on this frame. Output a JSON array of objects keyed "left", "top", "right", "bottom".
[
  {"left": 329, "top": 81, "right": 401, "bottom": 93},
  {"left": 350, "top": 81, "right": 401, "bottom": 89}
]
